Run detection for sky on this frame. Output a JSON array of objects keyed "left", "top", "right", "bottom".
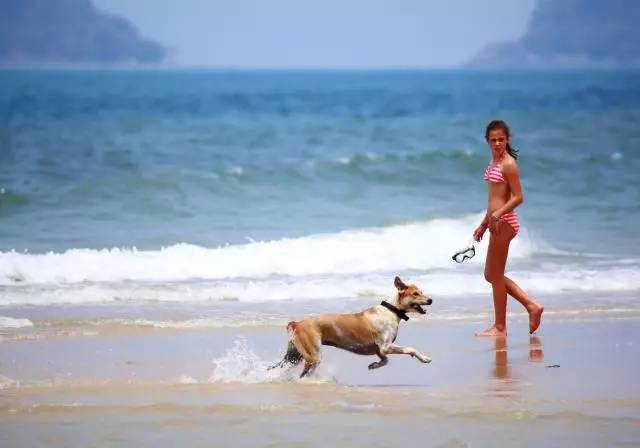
[{"left": 92, "top": 0, "right": 537, "bottom": 68}]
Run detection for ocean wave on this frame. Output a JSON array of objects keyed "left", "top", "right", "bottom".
[
  {"left": 0, "top": 263, "right": 638, "bottom": 306},
  {"left": 133, "top": 149, "right": 635, "bottom": 189},
  {"left": 263, "top": 149, "right": 634, "bottom": 177},
  {"left": 104, "top": 317, "right": 288, "bottom": 329},
  {"left": 1, "top": 214, "right": 638, "bottom": 306},
  {"left": 0, "top": 316, "right": 33, "bottom": 329},
  {"left": 0, "top": 374, "right": 19, "bottom": 390},
  {"left": 0, "top": 213, "right": 540, "bottom": 286},
  {"left": 0, "top": 188, "right": 30, "bottom": 214},
  {"left": 326, "top": 149, "right": 480, "bottom": 167}
]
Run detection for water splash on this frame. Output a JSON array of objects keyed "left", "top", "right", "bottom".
[{"left": 208, "top": 337, "right": 290, "bottom": 384}]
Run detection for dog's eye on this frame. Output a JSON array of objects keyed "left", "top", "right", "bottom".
[{"left": 412, "top": 292, "right": 419, "bottom": 296}]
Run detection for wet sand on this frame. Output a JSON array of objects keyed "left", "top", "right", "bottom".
[{"left": 1, "top": 302, "right": 640, "bottom": 447}]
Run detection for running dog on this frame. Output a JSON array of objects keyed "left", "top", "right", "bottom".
[{"left": 269, "top": 276, "right": 433, "bottom": 377}]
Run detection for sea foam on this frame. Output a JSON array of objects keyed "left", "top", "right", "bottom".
[
  {"left": 1, "top": 214, "right": 638, "bottom": 306},
  {"left": 0, "top": 214, "right": 537, "bottom": 286},
  {"left": 0, "top": 316, "right": 33, "bottom": 329}
]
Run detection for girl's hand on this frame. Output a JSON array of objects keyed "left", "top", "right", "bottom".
[
  {"left": 473, "top": 225, "right": 486, "bottom": 242},
  {"left": 488, "top": 214, "right": 501, "bottom": 235}
]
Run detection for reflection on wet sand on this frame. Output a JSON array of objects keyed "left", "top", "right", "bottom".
[
  {"left": 490, "top": 336, "right": 544, "bottom": 394},
  {"left": 528, "top": 336, "right": 544, "bottom": 363},
  {"left": 493, "top": 337, "right": 509, "bottom": 381}
]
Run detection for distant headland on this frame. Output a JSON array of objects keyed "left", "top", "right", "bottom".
[
  {"left": 0, "top": 0, "right": 166, "bottom": 66},
  {"left": 467, "top": 0, "right": 640, "bottom": 69}
]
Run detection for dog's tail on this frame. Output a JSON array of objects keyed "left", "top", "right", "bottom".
[
  {"left": 268, "top": 340, "right": 303, "bottom": 370},
  {"left": 267, "top": 321, "right": 303, "bottom": 370}
]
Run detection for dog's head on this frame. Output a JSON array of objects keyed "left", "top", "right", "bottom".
[{"left": 394, "top": 276, "right": 432, "bottom": 314}]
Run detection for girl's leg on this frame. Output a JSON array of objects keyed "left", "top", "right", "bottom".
[
  {"left": 504, "top": 277, "right": 544, "bottom": 333},
  {"left": 476, "top": 221, "right": 514, "bottom": 337}
]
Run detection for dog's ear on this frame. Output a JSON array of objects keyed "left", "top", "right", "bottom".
[{"left": 394, "top": 276, "right": 407, "bottom": 292}]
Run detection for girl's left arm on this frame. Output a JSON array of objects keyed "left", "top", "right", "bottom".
[{"left": 491, "top": 162, "right": 523, "bottom": 220}]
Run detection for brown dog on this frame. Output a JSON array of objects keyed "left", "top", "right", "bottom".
[{"left": 270, "top": 276, "right": 433, "bottom": 377}]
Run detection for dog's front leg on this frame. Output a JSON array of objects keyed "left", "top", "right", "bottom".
[
  {"left": 367, "top": 352, "right": 388, "bottom": 370},
  {"left": 386, "top": 344, "right": 431, "bottom": 363}
]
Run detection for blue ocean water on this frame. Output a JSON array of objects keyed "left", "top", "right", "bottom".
[{"left": 0, "top": 69, "right": 639, "bottom": 308}]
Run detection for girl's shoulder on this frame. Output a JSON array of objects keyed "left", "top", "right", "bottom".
[{"left": 500, "top": 156, "right": 519, "bottom": 175}]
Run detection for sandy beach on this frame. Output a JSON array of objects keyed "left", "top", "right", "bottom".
[{"left": 1, "top": 294, "right": 639, "bottom": 448}]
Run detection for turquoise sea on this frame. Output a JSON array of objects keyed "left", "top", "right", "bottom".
[{"left": 0, "top": 69, "right": 639, "bottom": 316}]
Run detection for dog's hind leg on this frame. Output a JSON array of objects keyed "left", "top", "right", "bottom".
[
  {"left": 300, "top": 361, "right": 319, "bottom": 378},
  {"left": 293, "top": 329, "right": 321, "bottom": 378}
]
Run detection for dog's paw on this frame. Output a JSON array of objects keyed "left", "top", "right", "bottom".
[
  {"left": 368, "top": 362, "right": 380, "bottom": 370},
  {"left": 419, "top": 356, "right": 432, "bottom": 364}
]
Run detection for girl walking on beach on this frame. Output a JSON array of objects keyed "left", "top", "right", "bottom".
[{"left": 473, "top": 120, "right": 544, "bottom": 337}]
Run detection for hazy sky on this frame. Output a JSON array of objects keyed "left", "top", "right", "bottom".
[{"left": 93, "top": 0, "right": 537, "bottom": 68}]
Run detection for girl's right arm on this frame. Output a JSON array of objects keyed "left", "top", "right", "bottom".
[{"left": 473, "top": 214, "right": 489, "bottom": 242}]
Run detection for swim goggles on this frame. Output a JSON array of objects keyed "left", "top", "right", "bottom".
[{"left": 452, "top": 241, "right": 476, "bottom": 263}]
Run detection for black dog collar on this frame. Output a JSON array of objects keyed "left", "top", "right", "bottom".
[{"left": 380, "top": 300, "right": 409, "bottom": 321}]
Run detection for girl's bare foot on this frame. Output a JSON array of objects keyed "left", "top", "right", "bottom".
[
  {"left": 475, "top": 326, "right": 506, "bottom": 337},
  {"left": 529, "top": 305, "right": 544, "bottom": 334}
]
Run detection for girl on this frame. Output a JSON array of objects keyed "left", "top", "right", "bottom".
[{"left": 473, "top": 120, "right": 544, "bottom": 337}]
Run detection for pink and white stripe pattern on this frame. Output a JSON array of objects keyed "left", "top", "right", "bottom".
[
  {"left": 484, "top": 162, "right": 520, "bottom": 234},
  {"left": 499, "top": 211, "right": 520, "bottom": 234},
  {"left": 483, "top": 163, "right": 505, "bottom": 183}
]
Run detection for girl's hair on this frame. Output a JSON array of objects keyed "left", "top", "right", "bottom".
[{"left": 485, "top": 120, "right": 519, "bottom": 160}]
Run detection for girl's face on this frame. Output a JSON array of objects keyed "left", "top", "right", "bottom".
[{"left": 486, "top": 129, "right": 509, "bottom": 158}]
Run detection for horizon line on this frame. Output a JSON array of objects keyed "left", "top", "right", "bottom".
[{"left": 2, "top": 63, "right": 639, "bottom": 72}]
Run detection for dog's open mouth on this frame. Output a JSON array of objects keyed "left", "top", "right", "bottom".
[{"left": 412, "top": 304, "right": 426, "bottom": 314}]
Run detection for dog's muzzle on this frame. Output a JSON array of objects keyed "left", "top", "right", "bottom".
[{"left": 413, "top": 298, "right": 433, "bottom": 314}]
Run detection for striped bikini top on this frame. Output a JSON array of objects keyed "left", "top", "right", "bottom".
[{"left": 483, "top": 163, "right": 504, "bottom": 183}]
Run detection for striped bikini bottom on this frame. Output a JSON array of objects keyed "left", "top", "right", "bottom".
[{"left": 499, "top": 211, "right": 520, "bottom": 235}]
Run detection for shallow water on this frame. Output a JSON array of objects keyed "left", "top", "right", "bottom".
[{"left": 1, "top": 315, "right": 639, "bottom": 447}]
